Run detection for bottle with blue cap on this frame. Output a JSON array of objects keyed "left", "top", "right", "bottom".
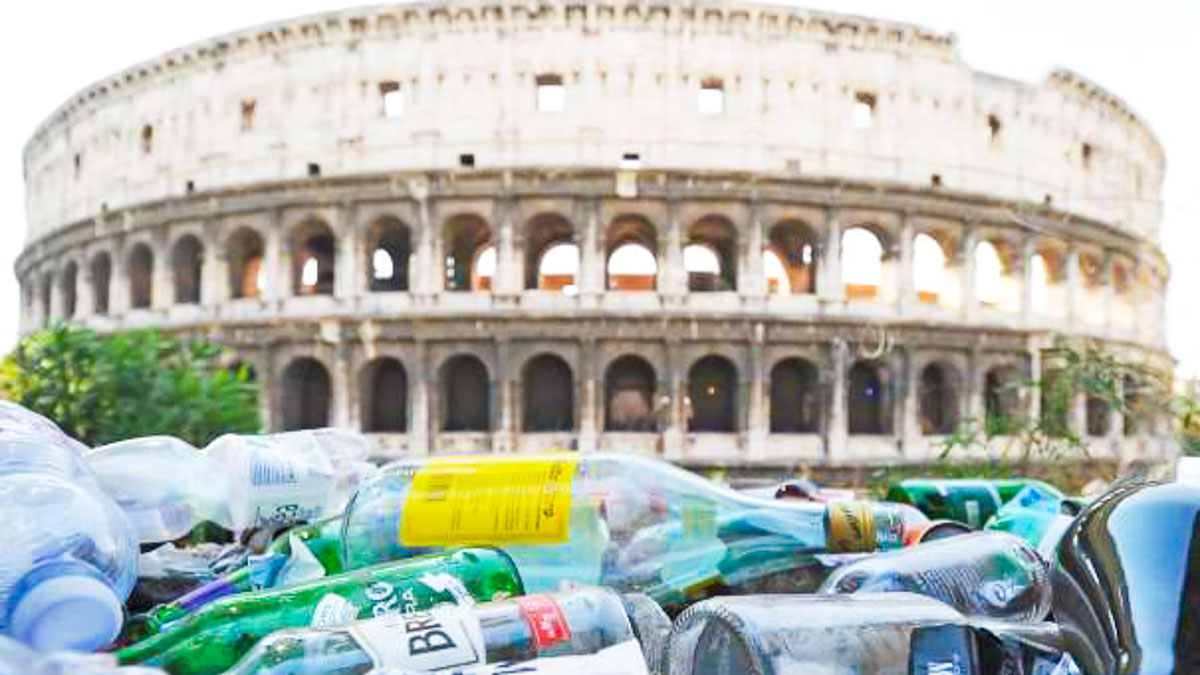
[{"left": 0, "top": 403, "right": 137, "bottom": 652}]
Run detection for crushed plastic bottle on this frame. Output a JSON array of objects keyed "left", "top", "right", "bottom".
[
  {"left": 984, "top": 485, "right": 1076, "bottom": 560},
  {"left": 0, "top": 634, "right": 166, "bottom": 675},
  {"left": 0, "top": 405, "right": 137, "bottom": 651},
  {"left": 341, "top": 453, "right": 926, "bottom": 611},
  {"left": 222, "top": 587, "right": 668, "bottom": 675},
  {"left": 86, "top": 428, "right": 379, "bottom": 541},
  {"left": 820, "top": 531, "right": 1051, "bottom": 622}
]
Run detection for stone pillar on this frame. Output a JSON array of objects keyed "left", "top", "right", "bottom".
[
  {"left": 410, "top": 342, "right": 431, "bottom": 456},
  {"left": 77, "top": 256, "right": 95, "bottom": 319},
  {"left": 1025, "top": 346, "right": 1041, "bottom": 425},
  {"left": 493, "top": 339, "right": 516, "bottom": 453},
  {"left": 960, "top": 225, "right": 978, "bottom": 322},
  {"left": 746, "top": 323, "right": 767, "bottom": 458},
  {"left": 661, "top": 340, "right": 685, "bottom": 461},
  {"left": 966, "top": 347, "right": 984, "bottom": 423},
  {"left": 824, "top": 338, "right": 848, "bottom": 461},
  {"left": 897, "top": 215, "right": 915, "bottom": 316},
  {"left": 1020, "top": 236, "right": 1036, "bottom": 325},
  {"left": 659, "top": 202, "right": 686, "bottom": 304},
  {"left": 493, "top": 199, "right": 520, "bottom": 306},
  {"left": 578, "top": 339, "right": 599, "bottom": 452},
  {"left": 264, "top": 213, "right": 286, "bottom": 308},
  {"left": 1101, "top": 250, "right": 1115, "bottom": 333},
  {"left": 111, "top": 238, "right": 130, "bottom": 317},
  {"left": 817, "top": 209, "right": 843, "bottom": 303},
  {"left": 739, "top": 202, "right": 767, "bottom": 300},
  {"left": 1064, "top": 245, "right": 1081, "bottom": 327},
  {"left": 151, "top": 233, "right": 171, "bottom": 311},
  {"left": 335, "top": 205, "right": 362, "bottom": 304},
  {"left": 900, "top": 347, "right": 921, "bottom": 460},
  {"left": 412, "top": 194, "right": 438, "bottom": 300},
  {"left": 578, "top": 198, "right": 604, "bottom": 308},
  {"left": 47, "top": 266, "right": 63, "bottom": 323},
  {"left": 330, "top": 338, "right": 353, "bottom": 428}
]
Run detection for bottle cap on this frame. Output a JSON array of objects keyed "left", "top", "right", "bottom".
[{"left": 9, "top": 562, "right": 124, "bottom": 651}]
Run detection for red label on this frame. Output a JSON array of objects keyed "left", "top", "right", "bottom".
[{"left": 516, "top": 595, "right": 572, "bottom": 650}]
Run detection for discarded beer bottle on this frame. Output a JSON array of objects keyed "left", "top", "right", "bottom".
[
  {"left": 116, "top": 548, "right": 523, "bottom": 675},
  {"left": 821, "top": 531, "right": 1051, "bottom": 622},
  {"left": 222, "top": 587, "right": 669, "bottom": 675},
  {"left": 341, "top": 454, "right": 927, "bottom": 607},
  {"left": 887, "top": 478, "right": 1061, "bottom": 529}
]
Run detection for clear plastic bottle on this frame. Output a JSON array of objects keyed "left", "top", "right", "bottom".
[
  {"left": 341, "top": 454, "right": 927, "bottom": 609},
  {"left": 0, "top": 635, "right": 166, "bottom": 675},
  {"left": 86, "top": 428, "right": 379, "bottom": 541},
  {"left": 0, "top": 405, "right": 137, "bottom": 652},
  {"left": 222, "top": 587, "right": 668, "bottom": 675},
  {"left": 984, "top": 485, "right": 1076, "bottom": 560},
  {"left": 820, "top": 531, "right": 1051, "bottom": 622}
]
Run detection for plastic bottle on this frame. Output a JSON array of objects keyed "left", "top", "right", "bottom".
[
  {"left": 222, "top": 587, "right": 669, "bottom": 675},
  {"left": 0, "top": 401, "right": 89, "bottom": 455},
  {"left": 887, "top": 478, "right": 1062, "bottom": 529},
  {"left": 0, "top": 635, "right": 167, "bottom": 675},
  {"left": 341, "top": 453, "right": 927, "bottom": 607},
  {"left": 0, "top": 407, "right": 137, "bottom": 652},
  {"left": 116, "top": 547, "right": 524, "bottom": 675},
  {"left": 820, "top": 531, "right": 1051, "bottom": 622},
  {"left": 86, "top": 428, "right": 379, "bottom": 541},
  {"left": 984, "top": 484, "right": 1076, "bottom": 560}
]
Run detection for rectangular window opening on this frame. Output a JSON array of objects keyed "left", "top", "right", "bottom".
[
  {"left": 185, "top": 180, "right": 195, "bottom": 194},
  {"left": 459, "top": 153, "right": 476, "bottom": 168},
  {"left": 853, "top": 91, "right": 876, "bottom": 129},
  {"left": 141, "top": 125, "right": 153, "bottom": 154},
  {"left": 1082, "top": 142, "right": 1094, "bottom": 169},
  {"left": 987, "top": 114, "right": 1002, "bottom": 143},
  {"left": 241, "top": 97, "right": 257, "bottom": 131},
  {"left": 380, "top": 81, "right": 404, "bottom": 119},
  {"left": 307, "top": 162, "right": 321, "bottom": 178},
  {"left": 620, "top": 153, "right": 642, "bottom": 170},
  {"left": 930, "top": 174, "right": 943, "bottom": 188},
  {"left": 698, "top": 77, "right": 725, "bottom": 115},
  {"left": 536, "top": 74, "right": 566, "bottom": 112}
]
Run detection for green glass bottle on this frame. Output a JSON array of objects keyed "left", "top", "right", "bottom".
[
  {"left": 886, "top": 478, "right": 1062, "bottom": 529},
  {"left": 116, "top": 548, "right": 523, "bottom": 675}
]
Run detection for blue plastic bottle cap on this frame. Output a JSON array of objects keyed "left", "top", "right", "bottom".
[{"left": 9, "top": 571, "right": 123, "bottom": 651}]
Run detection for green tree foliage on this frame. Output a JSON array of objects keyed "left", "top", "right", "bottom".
[{"left": 0, "top": 323, "right": 259, "bottom": 447}]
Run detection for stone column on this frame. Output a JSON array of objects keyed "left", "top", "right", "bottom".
[
  {"left": 661, "top": 339, "right": 685, "bottom": 460},
  {"left": 966, "top": 347, "right": 984, "bottom": 423},
  {"left": 960, "top": 225, "right": 978, "bottom": 322},
  {"left": 1025, "top": 346, "right": 1041, "bottom": 425},
  {"left": 824, "top": 338, "right": 848, "bottom": 462},
  {"left": 746, "top": 324, "right": 767, "bottom": 458},
  {"left": 111, "top": 238, "right": 129, "bottom": 318},
  {"left": 492, "top": 339, "right": 516, "bottom": 453},
  {"left": 330, "top": 338, "right": 353, "bottom": 428},
  {"left": 47, "top": 266, "right": 63, "bottom": 323},
  {"left": 264, "top": 212, "right": 286, "bottom": 309},
  {"left": 493, "top": 199, "right": 520, "bottom": 307},
  {"left": 334, "top": 204, "right": 362, "bottom": 304},
  {"left": 578, "top": 198, "right": 604, "bottom": 308},
  {"left": 200, "top": 224, "right": 223, "bottom": 310},
  {"left": 77, "top": 255, "right": 95, "bottom": 319},
  {"left": 1064, "top": 245, "right": 1081, "bottom": 327},
  {"left": 151, "top": 232, "right": 171, "bottom": 312},
  {"left": 899, "top": 347, "right": 921, "bottom": 460},
  {"left": 817, "top": 209, "right": 843, "bottom": 303},
  {"left": 578, "top": 339, "right": 599, "bottom": 452},
  {"left": 1101, "top": 250, "right": 1115, "bottom": 333},
  {"left": 897, "top": 215, "right": 915, "bottom": 316},
  {"left": 410, "top": 342, "right": 431, "bottom": 457},
  {"left": 739, "top": 202, "right": 767, "bottom": 300},
  {"left": 1020, "top": 236, "right": 1036, "bottom": 325},
  {"left": 659, "top": 202, "right": 686, "bottom": 305}
]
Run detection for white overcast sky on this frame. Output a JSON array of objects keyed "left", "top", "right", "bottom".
[{"left": 1, "top": 1, "right": 1197, "bottom": 376}]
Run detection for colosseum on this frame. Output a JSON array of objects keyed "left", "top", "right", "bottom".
[{"left": 14, "top": 0, "right": 1174, "bottom": 470}]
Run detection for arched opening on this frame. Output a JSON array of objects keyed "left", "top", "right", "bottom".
[
  {"left": 913, "top": 233, "right": 947, "bottom": 304},
  {"left": 604, "top": 355, "right": 656, "bottom": 432},
  {"left": 281, "top": 358, "right": 331, "bottom": 430},
  {"left": 686, "top": 217, "right": 736, "bottom": 292},
  {"left": 291, "top": 221, "right": 336, "bottom": 296},
  {"left": 522, "top": 354, "right": 574, "bottom": 431},
  {"left": 39, "top": 274, "right": 51, "bottom": 324},
  {"left": 441, "top": 355, "right": 490, "bottom": 431},
  {"left": 444, "top": 215, "right": 492, "bottom": 291},
  {"left": 1030, "top": 254, "right": 1049, "bottom": 314},
  {"left": 60, "top": 262, "right": 78, "bottom": 319},
  {"left": 688, "top": 355, "right": 737, "bottom": 432},
  {"left": 974, "top": 240, "right": 1005, "bottom": 306},
  {"left": 1123, "top": 376, "right": 1142, "bottom": 437},
  {"left": 606, "top": 217, "right": 658, "bottom": 291},
  {"left": 1086, "top": 395, "right": 1111, "bottom": 437},
  {"left": 90, "top": 253, "right": 111, "bottom": 315},
  {"left": 766, "top": 221, "right": 818, "bottom": 295},
  {"left": 769, "top": 358, "right": 820, "bottom": 433},
  {"left": 227, "top": 228, "right": 266, "bottom": 300},
  {"left": 361, "top": 358, "right": 408, "bottom": 432},
  {"left": 848, "top": 360, "right": 889, "bottom": 435},
  {"left": 842, "top": 227, "right": 884, "bottom": 300},
  {"left": 128, "top": 243, "right": 154, "bottom": 309},
  {"left": 171, "top": 235, "right": 204, "bottom": 305},
  {"left": 984, "top": 365, "right": 1023, "bottom": 432},
  {"left": 919, "top": 362, "right": 961, "bottom": 435},
  {"left": 367, "top": 218, "right": 411, "bottom": 292},
  {"left": 524, "top": 214, "right": 577, "bottom": 291}
]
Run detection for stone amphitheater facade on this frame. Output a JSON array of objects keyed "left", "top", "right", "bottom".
[{"left": 14, "top": 0, "right": 1174, "bottom": 469}]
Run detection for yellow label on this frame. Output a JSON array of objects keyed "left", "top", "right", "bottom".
[
  {"left": 825, "top": 501, "right": 876, "bottom": 553},
  {"left": 401, "top": 456, "right": 578, "bottom": 546}
]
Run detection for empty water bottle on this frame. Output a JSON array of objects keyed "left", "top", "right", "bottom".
[
  {"left": 820, "top": 531, "right": 1051, "bottom": 622},
  {"left": 985, "top": 485, "right": 1076, "bottom": 560},
  {"left": 0, "top": 404, "right": 137, "bottom": 651},
  {"left": 0, "top": 634, "right": 166, "bottom": 675},
  {"left": 87, "top": 428, "right": 379, "bottom": 541}
]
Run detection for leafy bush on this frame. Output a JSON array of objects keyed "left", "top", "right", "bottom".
[{"left": 0, "top": 323, "right": 259, "bottom": 447}]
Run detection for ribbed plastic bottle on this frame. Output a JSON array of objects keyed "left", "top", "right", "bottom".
[
  {"left": 0, "top": 405, "right": 137, "bottom": 651},
  {"left": 341, "top": 453, "right": 927, "bottom": 611},
  {"left": 86, "top": 429, "right": 378, "bottom": 541},
  {"left": 116, "top": 548, "right": 524, "bottom": 675},
  {"left": 820, "top": 531, "right": 1052, "bottom": 622},
  {"left": 222, "top": 587, "right": 670, "bottom": 675}
]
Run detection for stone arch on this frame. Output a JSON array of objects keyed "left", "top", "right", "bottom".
[
  {"left": 688, "top": 355, "right": 738, "bottom": 432},
  {"left": 90, "top": 251, "right": 112, "bottom": 315},
  {"left": 444, "top": 214, "right": 492, "bottom": 291},
  {"left": 38, "top": 271, "right": 52, "bottom": 324},
  {"left": 605, "top": 215, "right": 658, "bottom": 291},
  {"left": 524, "top": 213, "right": 577, "bottom": 291},
  {"left": 765, "top": 221, "right": 818, "bottom": 295},
  {"left": 440, "top": 354, "right": 490, "bottom": 431},
  {"left": 686, "top": 216, "right": 737, "bottom": 292},
  {"left": 226, "top": 227, "right": 266, "bottom": 299},
  {"left": 1123, "top": 376, "right": 1143, "bottom": 437},
  {"left": 360, "top": 357, "right": 408, "bottom": 432},
  {"left": 280, "top": 357, "right": 331, "bottom": 430},
  {"left": 841, "top": 226, "right": 886, "bottom": 300},
  {"left": 366, "top": 217, "right": 412, "bottom": 292},
  {"left": 1086, "top": 394, "right": 1111, "bottom": 437},
  {"left": 984, "top": 364, "right": 1024, "bottom": 430},
  {"left": 848, "top": 359, "right": 890, "bottom": 435},
  {"left": 127, "top": 242, "right": 154, "bottom": 309},
  {"left": 60, "top": 260, "right": 78, "bottom": 319},
  {"left": 171, "top": 234, "right": 204, "bottom": 305},
  {"left": 918, "top": 361, "right": 962, "bottom": 435},
  {"left": 290, "top": 219, "right": 336, "bottom": 296},
  {"left": 605, "top": 355, "right": 657, "bottom": 432},
  {"left": 974, "top": 239, "right": 1012, "bottom": 306},
  {"left": 769, "top": 357, "right": 820, "bottom": 433},
  {"left": 913, "top": 232, "right": 949, "bottom": 304},
  {"left": 522, "top": 353, "right": 575, "bottom": 431}
]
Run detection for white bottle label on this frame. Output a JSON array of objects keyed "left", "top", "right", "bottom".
[
  {"left": 311, "top": 593, "right": 359, "bottom": 627},
  {"left": 352, "top": 605, "right": 485, "bottom": 671},
  {"left": 374, "top": 639, "right": 650, "bottom": 675}
]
